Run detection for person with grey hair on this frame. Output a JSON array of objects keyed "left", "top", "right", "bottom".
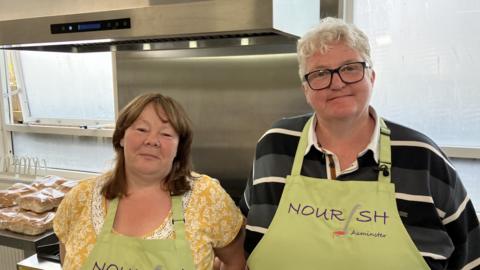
[{"left": 240, "top": 17, "right": 480, "bottom": 269}]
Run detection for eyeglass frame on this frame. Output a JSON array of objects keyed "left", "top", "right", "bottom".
[{"left": 302, "top": 61, "right": 371, "bottom": 91}]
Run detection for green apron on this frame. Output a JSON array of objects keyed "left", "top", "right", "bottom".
[
  {"left": 247, "top": 116, "right": 430, "bottom": 270},
  {"left": 81, "top": 195, "right": 195, "bottom": 270}
]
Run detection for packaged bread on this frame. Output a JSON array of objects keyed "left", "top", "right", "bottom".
[
  {"left": 0, "top": 190, "right": 17, "bottom": 208},
  {"left": 32, "top": 175, "right": 67, "bottom": 190},
  {"left": 0, "top": 185, "right": 37, "bottom": 208},
  {"left": 0, "top": 206, "right": 20, "bottom": 230},
  {"left": 7, "top": 210, "right": 55, "bottom": 235},
  {"left": 8, "top": 183, "right": 37, "bottom": 191},
  {"left": 16, "top": 188, "right": 65, "bottom": 213},
  {"left": 56, "top": 180, "right": 79, "bottom": 193}
]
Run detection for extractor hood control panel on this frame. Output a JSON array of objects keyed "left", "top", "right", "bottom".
[{"left": 51, "top": 18, "right": 131, "bottom": 34}]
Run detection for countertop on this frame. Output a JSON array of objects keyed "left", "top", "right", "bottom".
[{"left": 17, "top": 254, "right": 61, "bottom": 270}]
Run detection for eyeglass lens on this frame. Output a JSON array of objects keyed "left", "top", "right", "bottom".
[{"left": 306, "top": 62, "right": 366, "bottom": 90}]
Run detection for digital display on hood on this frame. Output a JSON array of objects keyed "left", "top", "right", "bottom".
[{"left": 51, "top": 18, "right": 130, "bottom": 34}]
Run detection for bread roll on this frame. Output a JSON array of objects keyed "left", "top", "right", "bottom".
[
  {"left": 32, "top": 175, "right": 67, "bottom": 190},
  {"left": 0, "top": 185, "right": 37, "bottom": 208},
  {"left": 0, "top": 206, "right": 20, "bottom": 230},
  {"left": 7, "top": 210, "right": 55, "bottom": 235},
  {"left": 8, "top": 183, "right": 37, "bottom": 191},
  {"left": 16, "top": 188, "right": 65, "bottom": 213},
  {"left": 0, "top": 190, "right": 17, "bottom": 208},
  {"left": 56, "top": 180, "right": 79, "bottom": 193}
]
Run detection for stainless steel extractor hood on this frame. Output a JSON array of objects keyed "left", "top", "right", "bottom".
[{"left": 0, "top": 0, "right": 320, "bottom": 53}]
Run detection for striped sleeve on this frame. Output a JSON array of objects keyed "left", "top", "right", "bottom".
[{"left": 388, "top": 122, "right": 480, "bottom": 269}]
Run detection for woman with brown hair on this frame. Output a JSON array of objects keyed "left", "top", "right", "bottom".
[{"left": 54, "top": 93, "right": 245, "bottom": 270}]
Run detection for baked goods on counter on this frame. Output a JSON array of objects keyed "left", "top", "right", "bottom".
[
  {"left": 0, "top": 184, "right": 37, "bottom": 208},
  {"left": 56, "top": 180, "right": 79, "bottom": 193},
  {"left": 0, "top": 175, "right": 79, "bottom": 235},
  {"left": 16, "top": 188, "right": 65, "bottom": 213},
  {"left": 31, "top": 175, "right": 67, "bottom": 190},
  {"left": 0, "top": 205, "right": 55, "bottom": 235},
  {"left": 8, "top": 183, "right": 38, "bottom": 191},
  {"left": 0, "top": 206, "right": 20, "bottom": 230},
  {"left": 7, "top": 210, "right": 55, "bottom": 236},
  {"left": 0, "top": 190, "right": 18, "bottom": 208}
]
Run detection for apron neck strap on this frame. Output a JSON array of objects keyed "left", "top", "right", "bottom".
[
  {"left": 171, "top": 195, "right": 186, "bottom": 236},
  {"left": 290, "top": 116, "right": 392, "bottom": 183},
  {"left": 291, "top": 116, "right": 314, "bottom": 176},
  {"left": 378, "top": 118, "right": 392, "bottom": 183},
  {"left": 102, "top": 197, "right": 119, "bottom": 234},
  {"left": 171, "top": 194, "right": 195, "bottom": 267}
]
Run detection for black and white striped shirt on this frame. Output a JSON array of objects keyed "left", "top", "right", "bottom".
[{"left": 240, "top": 112, "right": 480, "bottom": 270}]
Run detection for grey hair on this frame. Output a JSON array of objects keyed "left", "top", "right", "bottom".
[{"left": 297, "top": 17, "right": 372, "bottom": 80}]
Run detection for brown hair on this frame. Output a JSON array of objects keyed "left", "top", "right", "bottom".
[{"left": 102, "top": 93, "right": 193, "bottom": 199}]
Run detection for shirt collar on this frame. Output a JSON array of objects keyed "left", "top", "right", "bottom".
[{"left": 305, "top": 107, "right": 381, "bottom": 163}]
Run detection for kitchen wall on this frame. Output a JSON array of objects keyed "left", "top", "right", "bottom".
[{"left": 115, "top": 49, "right": 311, "bottom": 201}]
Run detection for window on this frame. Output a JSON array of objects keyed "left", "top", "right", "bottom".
[
  {"left": 0, "top": 50, "right": 115, "bottom": 175},
  {"left": 352, "top": 0, "right": 480, "bottom": 211},
  {"left": 6, "top": 50, "right": 115, "bottom": 125}
]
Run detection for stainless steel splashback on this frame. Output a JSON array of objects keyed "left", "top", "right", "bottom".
[{"left": 116, "top": 49, "right": 311, "bottom": 199}]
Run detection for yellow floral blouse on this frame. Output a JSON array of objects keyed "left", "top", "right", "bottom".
[{"left": 53, "top": 173, "right": 244, "bottom": 270}]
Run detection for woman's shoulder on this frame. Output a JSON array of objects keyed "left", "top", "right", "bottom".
[
  {"left": 186, "top": 172, "right": 239, "bottom": 214},
  {"left": 63, "top": 175, "right": 105, "bottom": 204},
  {"left": 187, "top": 172, "right": 225, "bottom": 195}
]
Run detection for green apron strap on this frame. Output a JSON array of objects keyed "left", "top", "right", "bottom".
[
  {"left": 291, "top": 116, "right": 314, "bottom": 176},
  {"left": 171, "top": 195, "right": 193, "bottom": 268},
  {"left": 378, "top": 118, "right": 392, "bottom": 183},
  {"left": 101, "top": 198, "right": 119, "bottom": 235}
]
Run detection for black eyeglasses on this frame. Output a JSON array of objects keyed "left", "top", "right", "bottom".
[{"left": 303, "top": 61, "right": 370, "bottom": 91}]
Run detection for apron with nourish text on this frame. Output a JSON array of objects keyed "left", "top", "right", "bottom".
[
  {"left": 81, "top": 195, "right": 195, "bottom": 270},
  {"left": 247, "top": 116, "right": 430, "bottom": 270}
]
